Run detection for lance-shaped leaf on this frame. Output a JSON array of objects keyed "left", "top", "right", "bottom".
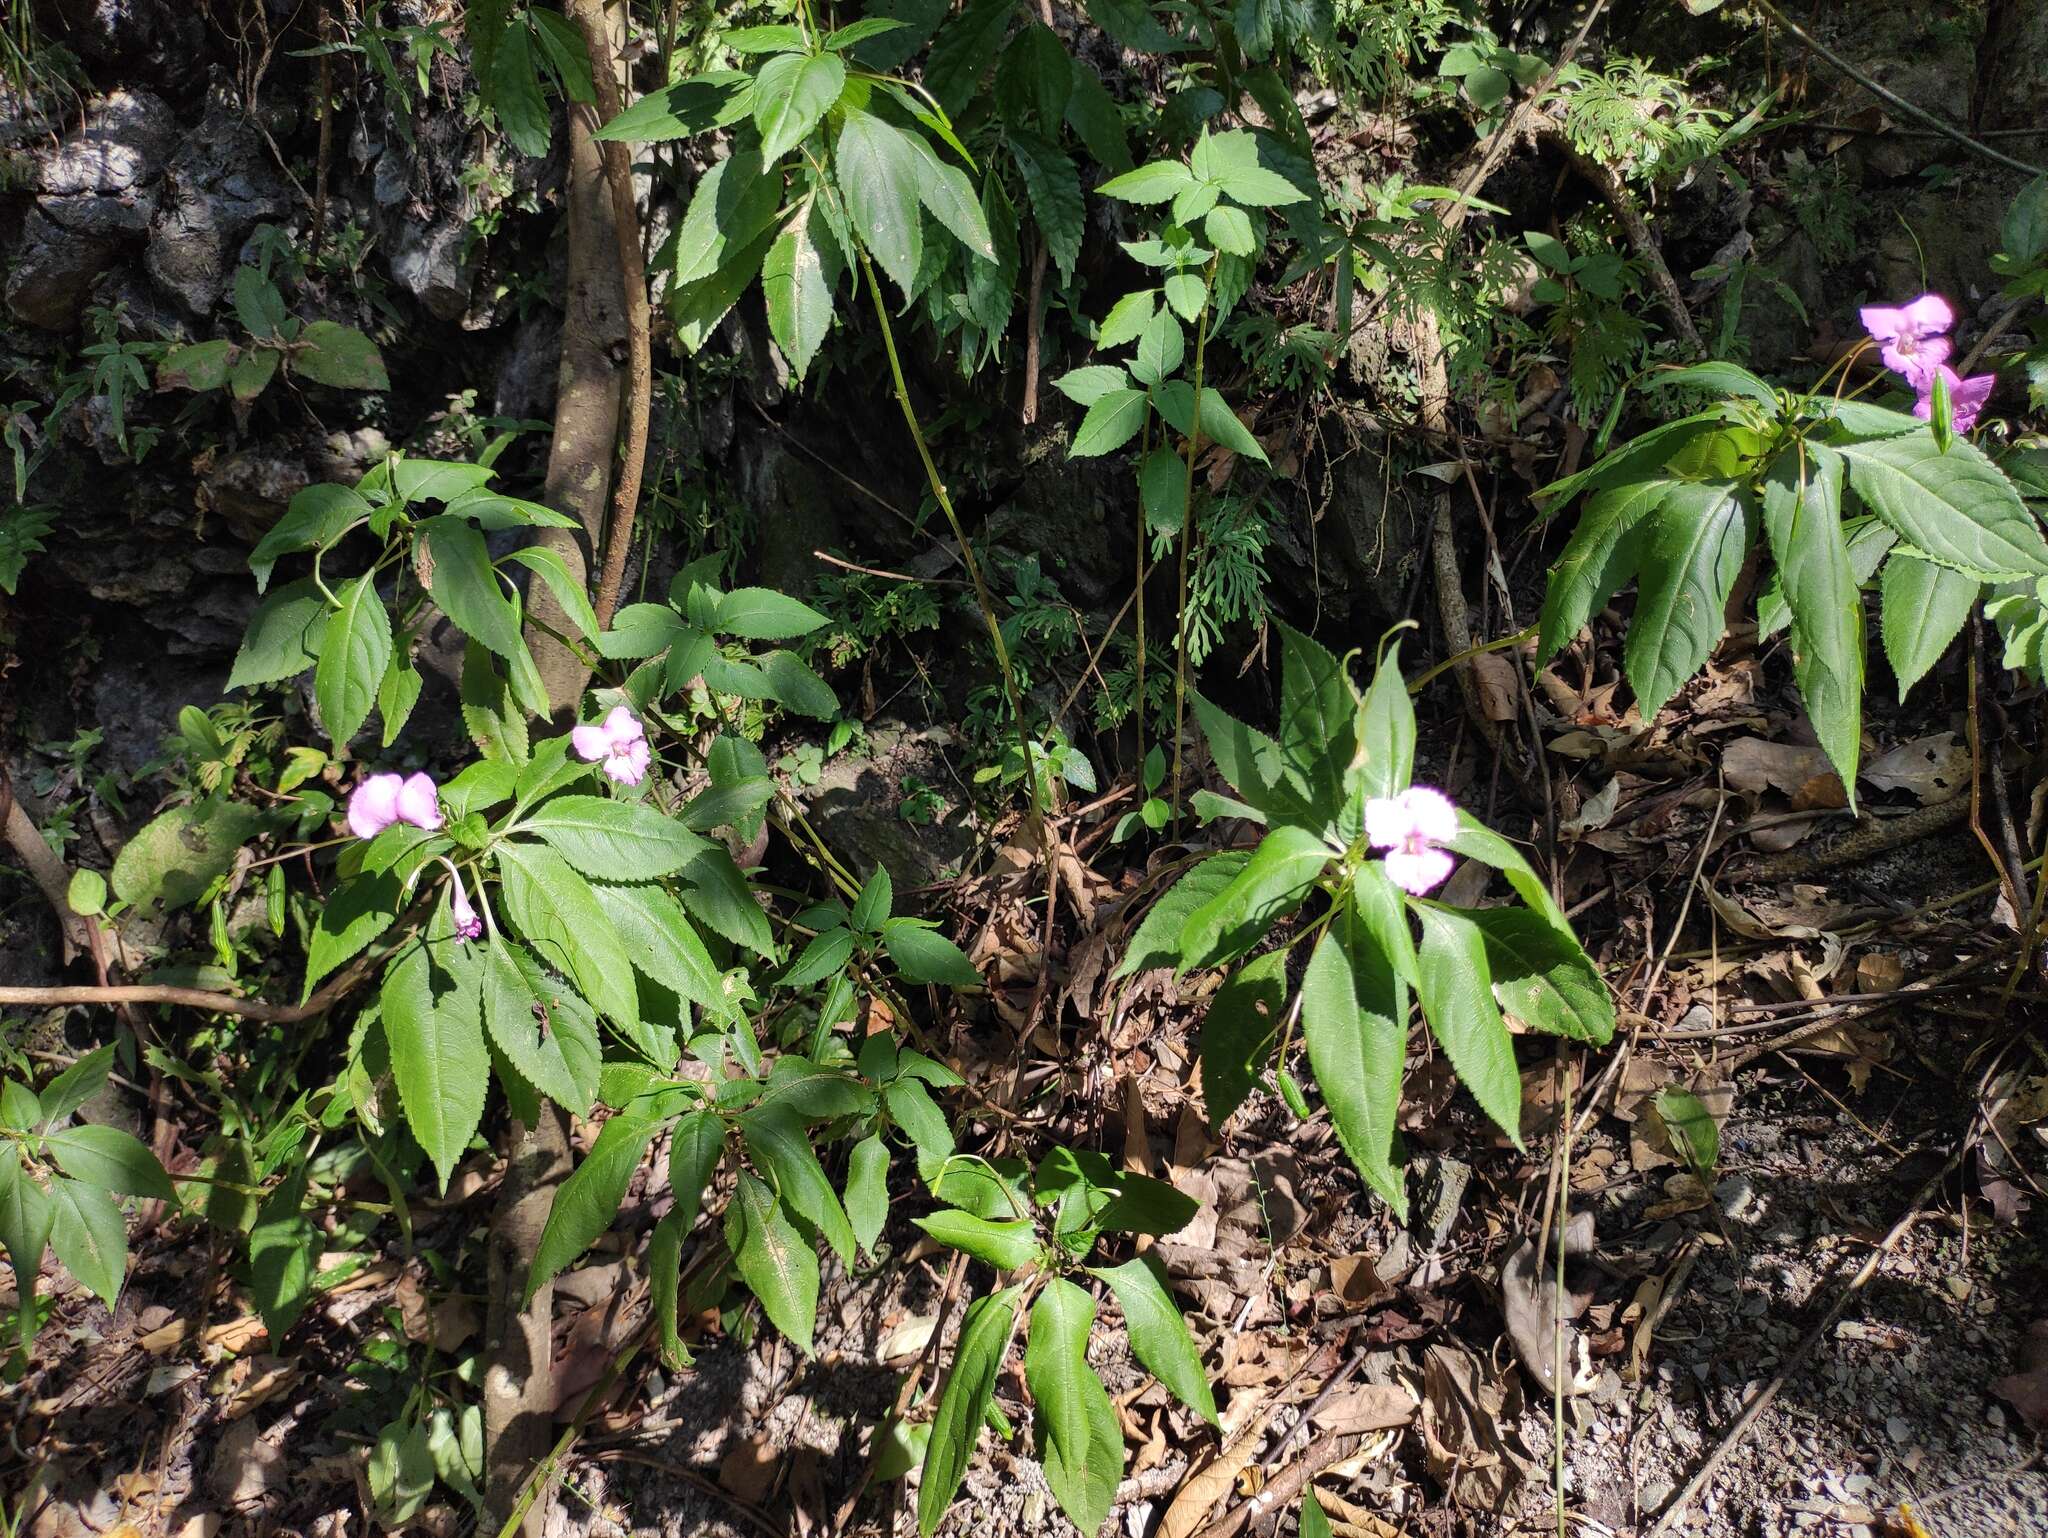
[
  {"left": 918, "top": 1286, "right": 1024, "bottom": 1535},
  {"left": 1027, "top": 1280, "right": 1124, "bottom": 1534},
  {"left": 728, "top": 1170, "right": 821, "bottom": 1354},
  {"left": 1301, "top": 898, "right": 1409, "bottom": 1214},
  {"left": 1760, "top": 443, "right": 1864, "bottom": 793},
  {"left": 1414, "top": 904, "right": 1520, "bottom": 1146},
  {"left": 1623, "top": 479, "right": 1756, "bottom": 720}
]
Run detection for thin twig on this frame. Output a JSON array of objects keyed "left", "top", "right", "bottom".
[{"left": 0, "top": 946, "right": 386, "bottom": 1023}]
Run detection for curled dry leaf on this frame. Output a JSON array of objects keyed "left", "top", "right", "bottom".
[
  {"left": 1499, "top": 1211, "right": 1598, "bottom": 1396},
  {"left": 1861, "top": 733, "right": 1968, "bottom": 804}
]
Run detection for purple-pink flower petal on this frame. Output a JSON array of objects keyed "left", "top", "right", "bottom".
[
  {"left": 395, "top": 772, "right": 443, "bottom": 831},
  {"left": 1384, "top": 845, "right": 1456, "bottom": 897},
  {"left": 346, "top": 773, "right": 404, "bottom": 840},
  {"left": 449, "top": 869, "right": 483, "bottom": 942},
  {"left": 1914, "top": 364, "right": 1997, "bottom": 433},
  {"left": 570, "top": 721, "right": 610, "bottom": 762},
  {"left": 1364, "top": 786, "right": 1460, "bottom": 896}
]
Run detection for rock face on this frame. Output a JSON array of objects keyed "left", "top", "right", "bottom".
[
  {"left": 40, "top": 88, "right": 177, "bottom": 195},
  {"left": 145, "top": 92, "right": 289, "bottom": 316},
  {"left": 5, "top": 211, "right": 115, "bottom": 330}
]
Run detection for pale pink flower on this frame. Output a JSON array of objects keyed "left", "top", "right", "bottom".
[
  {"left": 394, "top": 772, "right": 443, "bottom": 831},
  {"left": 1365, "top": 786, "right": 1459, "bottom": 896},
  {"left": 449, "top": 867, "right": 483, "bottom": 942},
  {"left": 1859, "top": 294, "right": 1954, "bottom": 388},
  {"left": 571, "top": 705, "right": 652, "bottom": 786},
  {"left": 347, "top": 773, "right": 405, "bottom": 839},
  {"left": 1913, "top": 363, "right": 1997, "bottom": 434},
  {"left": 346, "top": 771, "right": 442, "bottom": 839}
]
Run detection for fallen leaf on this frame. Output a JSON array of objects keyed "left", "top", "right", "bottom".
[
  {"left": 1862, "top": 734, "right": 1967, "bottom": 803},
  {"left": 1722, "top": 738, "right": 1833, "bottom": 796},
  {"left": 719, "top": 1434, "right": 779, "bottom": 1504},
  {"left": 1327, "top": 1254, "right": 1390, "bottom": 1307},
  {"left": 1419, "top": 1341, "right": 1533, "bottom": 1508},
  {"left": 1157, "top": 1390, "right": 1276, "bottom": 1538},
  {"left": 1313, "top": 1383, "right": 1418, "bottom": 1435}
]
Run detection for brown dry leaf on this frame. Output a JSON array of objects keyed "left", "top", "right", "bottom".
[
  {"left": 394, "top": 1273, "right": 432, "bottom": 1344},
  {"left": 1313, "top": 1383, "right": 1418, "bottom": 1435},
  {"left": 1722, "top": 738, "right": 1832, "bottom": 796},
  {"left": 1644, "top": 1173, "right": 1712, "bottom": 1220},
  {"left": 1157, "top": 1391, "right": 1276, "bottom": 1538},
  {"left": 1499, "top": 1212, "right": 1598, "bottom": 1395},
  {"left": 1306, "top": 1486, "right": 1406, "bottom": 1538},
  {"left": 1797, "top": 1021, "right": 1892, "bottom": 1092},
  {"left": 719, "top": 1434, "right": 779, "bottom": 1504},
  {"left": 1993, "top": 1319, "right": 2048, "bottom": 1429},
  {"left": 211, "top": 1353, "right": 298, "bottom": 1421},
  {"left": 1419, "top": 1342, "right": 1532, "bottom": 1508},
  {"left": 1328, "top": 1254, "right": 1390, "bottom": 1307},
  {"left": 1471, "top": 652, "right": 1519, "bottom": 722},
  {"left": 1857, "top": 951, "right": 1908, "bottom": 993},
  {"left": 1862, "top": 733, "right": 1968, "bottom": 803}
]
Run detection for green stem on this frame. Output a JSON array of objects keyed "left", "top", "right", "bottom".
[
  {"left": 1170, "top": 255, "right": 1219, "bottom": 835},
  {"left": 1134, "top": 411, "right": 1151, "bottom": 768},
  {"left": 857, "top": 251, "right": 1052, "bottom": 860}
]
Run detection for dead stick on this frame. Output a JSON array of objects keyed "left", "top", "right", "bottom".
[
  {"left": 1719, "top": 796, "right": 1970, "bottom": 883},
  {"left": 0, "top": 950, "right": 384, "bottom": 1023},
  {"left": 1192, "top": 1431, "right": 1363, "bottom": 1538},
  {"left": 570, "top": 0, "right": 652, "bottom": 632},
  {"left": 1644, "top": 1140, "right": 1970, "bottom": 1537}
]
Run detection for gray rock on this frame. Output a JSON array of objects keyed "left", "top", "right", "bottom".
[
  {"left": 40, "top": 89, "right": 177, "bottom": 194},
  {"left": 43, "top": 0, "right": 197, "bottom": 61},
  {"left": 39, "top": 187, "right": 159, "bottom": 240},
  {"left": 203, "top": 446, "right": 310, "bottom": 541},
  {"left": 145, "top": 91, "right": 289, "bottom": 315},
  {"left": 389, "top": 216, "right": 473, "bottom": 322},
  {"left": 794, "top": 722, "right": 975, "bottom": 904},
  {"left": 5, "top": 210, "right": 114, "bottom": 331}
]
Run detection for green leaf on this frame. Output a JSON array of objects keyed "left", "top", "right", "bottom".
[
  {"left": 912, "top": 1208, "right": 1041, "bottom": 1269},
  {"left": 1065, "top": 62, "right": 1133, "bottom": 173},
  {"left": 1623, "top": 479, "right": 1755, "bottom": 719},
  {"left": 752, "top": 50, "right": 845, "bottom": 162},
  {"left": 846, "top": 1133, "right": 890, "bottom": 1257},
  {"left": 594, "top": 70, "right": 754, "bottom": 141},
  {"left": 1880, "top": 551, "right": 1978, "bottom": 700},
  {"left": 1090, "top": 1255, "right": 1217, "bottom": 1425},
  {"left": 836, "top": 107, "right": 925, "bottom": 296},
  {"left": 36, "top": 1046, "right": 112, "bottom": 1126},
  {"left": 1069, "top": 387, "right": 1149, "bottom": 457},
  {"left": 1132, "top": 309, "right": 1185, "bottom": 386},
  {"left": 493, "top": 841, "right": 644, "bottom": 1040},
  {"left": 1179, "top": 824, "right": 1331, "bottom": 970},
  {"left": 762, "top": 203, "right": 837, "bottom": 382},
  {"left": 1189, "top": 692, "right": 1316, "bottom": 824},
  {"left": 1837, "top": 429, "right": 2048, "bottom": 579},
  {"left": 1124, "top": 858, "right": 1255, "bottom": 984},
  {"left": 1204, "top": 203, "right": 1256, "bottom": 256},
  {"left": 1163, "top": 271, "right": 1206, "bottom": 321},
  {"left": 249, "top": 484, "right": 372, "bottom": 591},
  {"left": 1535, "top": 478, "right": 1671, "bottom": 661},
  {"left": 518, "top": 795, "right": 710, "bottom": 881},
  {"left": 528, "top": 1112, "right": 660, "bottom": 1300},
  {"left": 1275, "top": 619, "right": 1355, "bottom": 816},
  {"left": 1098, "top": 1173, "right": 1198, "bottom": 1235},
  {"left": 383, "top": 942, "right": 488, "bottom": 1190},
  {"left": 1097, "top": 159, "right": 1193, "bottom": 204},
  {"left": 1053, "top": 364, "right": 1132, "bottom": 406},
  {"left": 1301, "top": 898, "right": 1409, "bottom": 1212},
  {"left": 111, "top": 800, "right": 266, "bottom": 912},
  {"left": 44, "top": 1124, "right": 174, "bottom": 1201},
  {"left": 301, "top": 868, "right": 397, "bottom": 999},
  {"left": 489, "top": 19, "right": 550, "bottom": 155},
  {"left": 882, "top": 917, "right": 982, "bottom": 986},
  {"left": 679, "top": 846, "right": 777, "bottom": 960},
  {"left": 1199, "top": 947, "right": 1286, "bottom": 1122},
  {"left": 671, "top": 225, "right": 779, "bottom": 354},
  {"left": 742, "top": 1102, "right": 857, "bottom": 1265},
  {"left": 421, "top": 514, "right": 526, "bottom": 660},
  {"left": 1008, "top": 128, "right": 1084, "bottom": 280},
  {"left": 760, "top": 649, "right": 840, "bottom": 717},
  {"left": 828, "top": 17, "right": 907, "bottom": 50},
  {"left": 249, "top": 1159, "right": 319, "bottom": 1338},
  {"left": 1466, "top": 907, "right": 1612, "bottom": 1044},
  {"left": 484, "top": 938, "right": 601, "bottom": 1116},
  {"left": 1097, "top": 288, "right": 1157, "bottom": 348},
  {"left": 0, "top": 1146, "right": 52, "bottom": 1354},
  {"left": 47, "top": 1174, "right": 126, "bottom": 1309},
  {"left": 1027, "top": 1280, "right": 1124, "bottom": 1535},
  {"left": 292, "top": 321, "right": 390, "bottom": 389},
  {"left": 460, "top": 639, "right": 530, "bottom": 765},
  {"left": 1652, "top": 1087, "right": 1720, "bottom": 1175},
  {"left": 1760, "top": 444, "right": 1863, "bottom": 793},
  {"left": 782, "top": 926, "right": 855, "bottom": 990},
  {"left": 918, "top": 1287, "right": 1025, "bottom": 1535},
  {"left": 1301, "top": 1490, "right": 1334, "bottom": 1538},
  {"left": 229, "top": 579, "right": 326, "bottom": 688},
  {"left": 378, "top": 659, "right": 423, "bottom": 747},
  {"left": 157, "top": 338, "right": 236, "bottom": 393},
  {"left": 728, "top": 1170, "right": 821, "bottom": 1353},
  {"left": 1414, "top": 905, "right": 1520, "bottom": 1146},
  {"left": 885, "top": 1077, "right": 955, "bottom": 1164},
  {"left": 316, "top": 573, "right": 394, "bottom": 747},
  {"left": 925, "top": 0, "right": 1014, "bottom": 116},
  {"left": 503, "top": 546, "right": 601, "bottom": 643},
  {"left": 910, "top": 133, "right": 996, "bottom": 262}
]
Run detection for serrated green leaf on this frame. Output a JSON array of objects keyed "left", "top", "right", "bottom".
[
  {"left": 518, "top": 795, "right": 710, "bottom": 881},
  {"left": 846, "top": 1133, "right": 890, "bottom": 1257},
  {"left": 1199, "top": 947, "right": 1286, "bottom": 1123},
  {"left": 1760, "top": 443, "right": 1863, "bottom": 793},
  {"left": 912, "top": 1208, "right": 1040, "bottom": 1269},
  {"left": 1009, "top": 128, "right": 1083, "bottom": 280},
  {"left": 1097, "top": 159, "right": 1193, "bottom": 204},
  {"left": 1178, "top": 823, "right": 1330, "bottom": 970},
  {"left": 918, "top": 1286, "right": 1024, "bottom": 1534},
  {"left": 47, "top": 1174, "right": 126, "bottom": 1308},
  {"left": 528, "top": 1112, "right": 660, "bottom": 1300},
  {"left": 1090, "top": 1255, "right": 1217, "bottom": 1424},
  {"left": 752, "top": 50, "right": 845, "bottom": 162},
  {"left": 229, "top": 579, "right": 326, "bottom": 688},
  {"left": 882, "top": 917, "right": 981, "bottom": 986},
  {"left": 836, "top": 107, "right": 925, "bottom": 295},
  {"left": 484, "top": 938, "right": 600, "bottom": 1115},
  {"left": 383, "top": 941, "right": 488, "bottom": 1190},
  {"left": 1069, "top": 387, "right": 1149, "bottom": 457},
  {"left": 44, "top": 1124, "right": 175, "bottom": 1201},
  {"left": 1838, "top": 429, "right": 2048, "bottom": 579},
  {"left": 1028, "top": 1279, "right": 1124, "bottom": 1534},
  {"left": 1535, "top": 478, "right": 1672, "bottom": 661},
  {"left": 315, "top": 574, "right": 393, "bottom": 748},
  {"left": 1466, "top": 906, "right": 1612, "bottom": 1044},
  {"left": 1097, "top": 287, "right": 1157, "bottom": 348},
  {"left": 728, "top": 1170, "right": 820, "bottom": 1353},
  {"left": 1118, "top": 853, "right": 1251, "bottom": 979},
  {"left": 1414, "top": 904, "right": 1519, "bottom": 1146},
  {"left": 1301, "top": 900, "right": 1408, "bottom": 1213},
  {"left": 1880, "top": 551, "right": 1978, "bottom": 699},
  {"left": 1623, "top": 479, "right": 1755, "bottom": 720},
  {"left": 494, "top": 841, "right": 643, "bottom": 1036}
]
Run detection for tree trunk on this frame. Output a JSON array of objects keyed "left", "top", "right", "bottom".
[
  {"left": 525, "top": 8, "right": 628, "bottom": 714},
  {"left": 481, "top": 1106, "right": 571, "bottom": 1536}
]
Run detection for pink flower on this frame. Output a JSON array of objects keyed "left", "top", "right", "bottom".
[
  {"left": 449, "top": 867, "right": 483, "bottom": 942},
  {"left": 345, "top": 770, "right": 443, "bottom": 839},
  {"left": 394, "top": 772, "right": 443, "bottom": 831},
  {"left": 1913, "top": 363, "right": 1996, "bottom": 434},
  {"left": 571, "top": 705, "right": 652, "bottom": 786},
  {"left": 1860, "top": 294, "right": 1954, "bottom": 389},
  {"left": 1365, "top": 786, "right": 1459, "bottom": 896},
  {"left": 346, "top": 773, "right": 404, "bottom": 839}
]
